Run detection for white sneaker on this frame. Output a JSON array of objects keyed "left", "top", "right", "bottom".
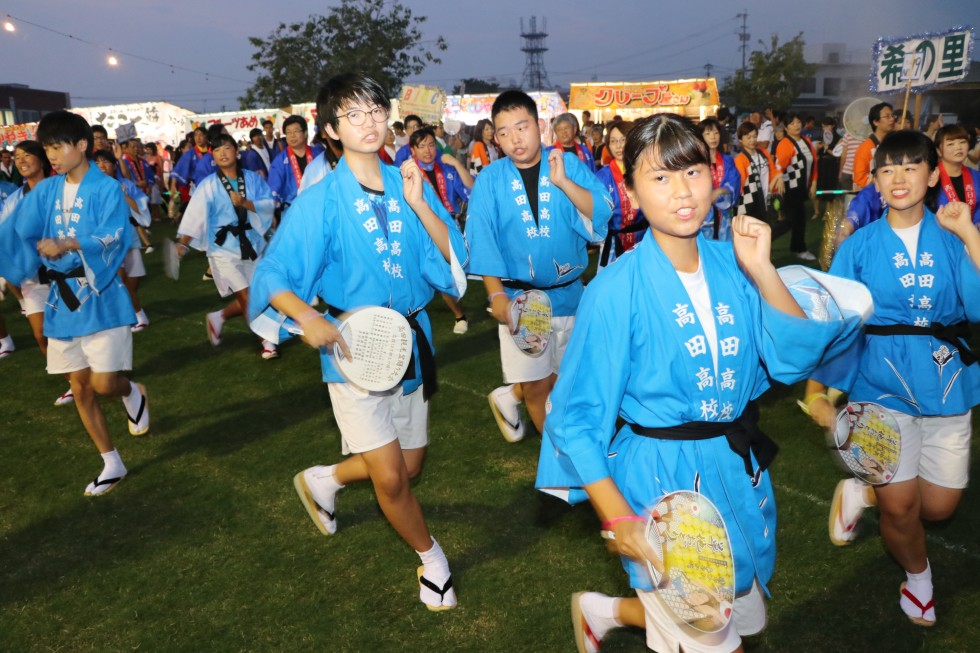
[
  {"left": 293, "top": 467, "right": 338, "bottom": 536},
  {"left": 131, "top": 322, "right": 149, "bottom": 333},
  {"left": 54, "top": 388, "right": 75, "bottom": 406},
  {"left": 488, "top": 385, "right": 525, "bottom": 443},
  {"left": 572, "top": 592, "right": 618, "bottom": 653},
  {"left": 206, "top": 311, "right": 223, "bottom": 346},
  {"left": 795, "top": 250, "right": 817, "bottom": 261},
  {"left": 144, "top": 246, "right": 155, "bottom": 254},
  {"left": 453, "top": 317, "right": 468, "bottom": 335},
  {"left": 829, "top": 478, "right": 869, "bottom": 546}
]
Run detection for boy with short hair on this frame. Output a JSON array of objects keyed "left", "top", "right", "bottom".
[
  {"left": 241, "top": 128, "right": 270, "bottom": 178},
  {"left": 806, "top": 130, "right": 980, "bottom": 626},
  {"left": 14, "top": 110, "right": 149, "bottom": 496},
  {"left": 93, "top": 149, "right": 151, "bottom": 332},
  {"left": 393, "top": 114, "right": 424, "bottom": 166},
  {"left": 267, "top": 115, "right": 323, "bottom": 212},
  {"left": 249, "top": 72, "right": 467, "bottom": 611},
  {"left": 465, "top": 90, "right": 610, "bottom": 442},
  {"left": 409, "top": 126, "right": 474, "bottom": 333},
  {"left": 176, "top": 133, "right": 277, "bottom": 359}
]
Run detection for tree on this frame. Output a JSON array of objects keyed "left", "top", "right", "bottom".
[
  {"left": 721, "top": 33, "right": 817, "bottom": 111},
  {"left": 240, "top": 0, "right": 447, "bottom": 108},
  {"left": 451, "top": 78, "right": 500, "bottom": 95}
]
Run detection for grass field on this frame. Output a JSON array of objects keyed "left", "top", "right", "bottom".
[{"left": 1, "top": 216, "right": 979, "bottom": 653}]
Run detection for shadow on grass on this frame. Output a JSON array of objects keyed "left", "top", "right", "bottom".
[{"left": 0, "top": 466, "right": 233, "bottom": 609}]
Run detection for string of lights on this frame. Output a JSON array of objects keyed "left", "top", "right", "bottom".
[{"left": 1, "top": 12, "right": 252, "bottom": 84}]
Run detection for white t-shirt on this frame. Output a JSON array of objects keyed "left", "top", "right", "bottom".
[
  {"left": 62, "top": 180, "right": 80, "bottom": 220},
  {"left": 892, "top": 221, "right": 921, "bottom": 263},
  {"left": 757, "top": 120, "right": 774, "bottom": 146},
  {"left": 677, "top": 258, "right": 719, "bottom": 371}
]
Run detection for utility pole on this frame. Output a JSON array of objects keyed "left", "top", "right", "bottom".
[
  {"left": 736, "top": 11, "right": 750, "bottom": 74},
  {"left": 704, "top": 62, "right": 714, "bottom": 78}
]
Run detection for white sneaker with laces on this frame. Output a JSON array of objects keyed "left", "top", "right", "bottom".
[
  {"left": 488, "top": 385, "right": 525, "bottom": 443},
  {"left": 453, "top": 317, "right": 468, "bottom": 335},
  {"left": 829, "top": 478, "right": 869, "bottom": 545}
]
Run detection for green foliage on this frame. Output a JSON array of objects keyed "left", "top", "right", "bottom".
[
  {"left": 240, "top": 0, "right": 447, "bottom": 108},
  {"left": 451, "top": 78, "right": 501, "bottom": 95},
  {"left": 722, "top": 33, "right": 817, "bottom": 111}
]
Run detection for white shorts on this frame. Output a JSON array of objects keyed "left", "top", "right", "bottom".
[
  {"left": 20, "top": 280, "right": 50, "bottom": 316},
  {"left": 499, "top": 315, "right": 574, "bottom": 384},
  {"left": 637, "top": 580, "right": 766, "bottom": 653},
  {"left": 209, "top": 251, "right": 254, "bottom": 298},
  {"left": 123, "top": 248, "right": 146, "bottom": 277},
  {"left": 327, "top": 382, "right": 428, "bottom": 455},
  {"left": 46, "top": 325, "right": 133, "bottom": 374},
  {"left": 890, "top": 410, "right": 971, "bottom": 488}
]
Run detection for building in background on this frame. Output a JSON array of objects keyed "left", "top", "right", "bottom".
[
  {"left": 793, "top": 43, "right": 870, "bottom": 118},
  {"left": 0, "top": 84, "right": 70, "bottom": 125}
]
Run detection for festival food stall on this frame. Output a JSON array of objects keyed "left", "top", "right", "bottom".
[
  {"left": 0, "top": 123, "right": 37, "bottom": 149},
  {"left": 568, "top": 79, "right": 719, "bottom": 123},
  {"left": 73, "top": 101, "right": 194, "bottom": 147},
  {"left": 188, "top": 109, "right": 288, "bottom": 143},
  {"left": 443, "top": 92, "right": 566, "bottom": 126}
]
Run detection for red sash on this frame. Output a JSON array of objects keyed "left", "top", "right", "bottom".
[
  {"left": 939, "top": 161, "right": 976, "bottom": 215},
  {"left": 710, "top": 151, "right": 725, "bottom": 189},
  {"left": 287, "top": 146, "right": 313, "bottom": 185},
  {"left": 416, "top": 159, "right": 454, "bottom": 214},
  {"left": 610, "top": 160, "right": 638, "bottom": 251},
  {"left": 554, "top": 141, "right": 586, "bottom": 163},
  {"left": 123, "top": 154, "right": 145, "bottom": 184},
  {"left": 194, "top": 146, "right": 208, "bottom": 159}
]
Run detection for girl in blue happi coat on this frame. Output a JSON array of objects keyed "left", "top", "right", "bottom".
[
  {"left": 536, "top": 113, "right": 863, "bottom": 653},
  {"left": 806, "top": 130, "right": 980, "bottom": 628}
]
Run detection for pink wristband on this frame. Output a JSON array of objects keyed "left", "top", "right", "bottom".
[
  {"left": 600, "top": 515, "right": 645, "bottom": 530},
  {"left": 599, "top": 515, "right": 645, "bottom": 541},
  {"left": 295, "top": 309, "right": 322, "bottom": 327},
  {"left": 487, "top": 291, "right": 508, "bottom": 304}
]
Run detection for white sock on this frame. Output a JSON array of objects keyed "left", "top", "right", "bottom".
[
  {"left": 100, "top": 449, "right": 127, "bottom": 480},
  {"left": 905, "top": 561, "right": 932, "bottom": 597},
  {"left": 579, "top": 592, "right": 623, "bottom": 642},
  {"left": 121, "top": 381, "right": 142, "bottom": 415},
  {"left": 417, "top": 537, "right": 456, "bottom": 608},
  {"left": 310, "top": 464, "right": 343, "bottom": 500},
  {"left": 587, "top": 593, "right": 621, "bottom": 624},
  {"left": 0, "top": 335, "right": 13, "bottom": 351},
  {"left": 135, "top": 309, "right": 148, "bottom": 325},
  {"left": 900, "top": 560, "right": 934, "bottom": 621}
]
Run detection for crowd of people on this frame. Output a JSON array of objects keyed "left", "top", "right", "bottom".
[{"left": 1, "top": 72, "right": 979, "bottom": 652}]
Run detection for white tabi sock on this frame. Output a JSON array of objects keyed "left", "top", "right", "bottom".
[{"left": 417, "top": 537, "right": 456, "bottom": 608}]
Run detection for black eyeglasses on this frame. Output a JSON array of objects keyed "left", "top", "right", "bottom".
[{"left": 338, "top": 106, "right": 389, "bottom": 127}]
